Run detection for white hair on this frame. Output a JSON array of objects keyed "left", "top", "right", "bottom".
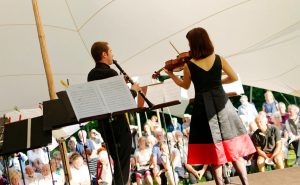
[{"left": 288, "top": 104, "right": 299, "bottom": 113}]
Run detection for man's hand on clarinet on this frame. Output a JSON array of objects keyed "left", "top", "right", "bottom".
[{"left": 131, "top": 83, "right": 141, "bottom": 92}]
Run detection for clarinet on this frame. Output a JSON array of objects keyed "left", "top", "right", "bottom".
[{"left": 113, "top": 60, "right": 154, "bottom": 108}]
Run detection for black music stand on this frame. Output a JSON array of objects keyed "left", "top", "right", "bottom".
[
  {"left": 137, "top": 82, "right": 182, "bottom": 184},
  {"left": 1, "top": 116, "right": 51, "bottom": 155},
  {"left": 1, "top": 116, "right": 52, "bottom": 185},
  {"left": 43, "top": 76, "right": 142, "bottom": 185}
]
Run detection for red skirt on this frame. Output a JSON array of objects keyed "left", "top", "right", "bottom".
[{"left": 187, "top": 133, "right": 256, "bottom": 165}]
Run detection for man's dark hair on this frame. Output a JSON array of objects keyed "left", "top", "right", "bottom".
[
  {"left": 91, "top": 41, "right": 109, "bottom": 63},
  {"left": 186, "top": 27, "right": 214, "bottom": 60}
]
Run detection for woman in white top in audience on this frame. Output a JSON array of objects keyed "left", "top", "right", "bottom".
[
  {"left": 134, "top": 136, "right": 153, "bottom": 185},
  {"left": 69, "top": 153, "right": 91, "bottom": 185}
]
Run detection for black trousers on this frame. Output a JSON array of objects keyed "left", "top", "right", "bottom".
[{"left": 98, "top": 115, "right": 132, "bottom": 185}]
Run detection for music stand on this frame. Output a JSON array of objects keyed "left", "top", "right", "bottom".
[
  {"left": 1, "top": 116, "right": 52, "bottom": 185},
  {"left": 43, "top": 76, "right": 142, "bottom": 185},
  {"left": 1, "top": 116, "right": 51, "bottom": 155},
  {"left": 137, "top": 82, "right": 182, "bottom": 184}
]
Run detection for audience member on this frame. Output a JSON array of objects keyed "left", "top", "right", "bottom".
[
  {"left": 39, "top": 164, "right": 63, "bottom": 185},
  {"left": 278, "top": 102, "right": 289, "bottom": 124},
  {"left": 168, "top": 117, "right": 183, "bottom": 133},
  {"left": 182, "top": 114, "right": 191, "bottom": 130},
  {"left": 96, "top": 147, "right": 113, "bottom": 185},
  {"left": 49, "top": 159, "right": 64, "bottom": 183},
  {"left": 89, "top": 129, "right": 103, "bottom": 151},
  {"left": 151, "top": 130, "right": 168, "bottom": 185},
  {"left": 0, "top": 170, "right": 7, "bottom": 185},
  {"left": 76, "top": 130, "right": 95, "bottom": 157},
  {"left": 27, "top": 148, "right": 49, "bottom": 165},
  {"left": 67, "top": 136, "right": 77, "bottom": 157},
  {"left": 134, "top": 136, "right": 153, "bottom": 185},
  {"left": 159, "top": 142, "right": 175, "bottom": 185},
  {"left": 25, "top": 165, "right": 42, "bottom": 185},
  {"left": 9, "top": 169, "right": 23, "bottom": 185},
  {"left": 69, "top": 152, "right": 91, "bottom": 185},
  {"left": 262, "top": 90, "right": 279, "bottom": 123},
  {"left": 85, "top": 149, "right": 99, "bottom": 185},
  {"left": 9, "top": 152, "right": 28, "bottom": 173},
  {"left": 238, "top": 95, "right": 258, "bottom": 126},
  {"left": 252, "top": 114, "right": 284, "bottom": 172},
  {"left": 285, "top": 104, "right": 300, "bottom": 166}
]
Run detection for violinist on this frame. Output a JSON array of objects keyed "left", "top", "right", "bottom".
[
  {"left": 88, "top": 41, "right": 141, "bottom": 185},
  {"left": 163, "top": 27, "right": 255, "bottom": 185}
]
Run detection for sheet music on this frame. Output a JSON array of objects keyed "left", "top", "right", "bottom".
[
  {"left": 94, "top": 76, "right": 137, "bottom": 113},
  {"left": 162, "top": 80, "right": 182, "bottom": 102},
  {"left": 144, "top": 80, "right": 181, "bottom": 107},
  {"left": 66, "top": 76, "right": 136, "bottom": 121},
  {"left": 67, "top": 83, "right": 108, "bottom": 120},
  {"left": 145, "top": 84, "right": 165, "bottom": 106}
]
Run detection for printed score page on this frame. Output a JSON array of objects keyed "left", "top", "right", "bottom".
[
  {"left": 144, "top": 80, "right": 181, "bottom": 107},
  {"left": 66, "top": 76, "right": 137, "bottom": 121},
  {"left": 96, "top": 76, "right": 137, "bottom": 113}
]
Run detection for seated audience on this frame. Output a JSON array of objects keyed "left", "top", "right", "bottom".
[
  {"left": 159, "top": 142, "right": 175, "bottom": 185},
  {"left": 182, "top": 114, "right": 191, "bottom": 130},
  {"left": 69, "top": 152, "right": 91, "bottom": 185},
  {"left": 9, "top": 152, "right": 28, "bottom": 173},
  {"left": 238, "top": 95, "right": 258, "bottom": 127},
  {"left": 76, "top": 130, "right": 95, "bottom": 157},
  {"left": 251, "top": 114, "right": 284, "bottom": 172},
  {"left": 49, "top": 159, "right": 65, "bottom": 184},
  {"left": 85, "top": 149, "right": 99, "bottom": 185},
  {"left": 89, "top": 129, "right": 103, "bottom": 151},
  {"left": 278, "top": 102, "right": 289, "bottom": 124},
  {"left": 9, "top": 169, "right": 23, "bottom": 185},
  {"left": 25, "top": 165, "right": 42, "bottom": 185},
  {"left": 151, "top": 130, "right": 168, "bottom": 185},
  {"left": 27, "top": 148, "right": 49, "bottom": 165},
  {"left": 134, "top": 136, "right": 153, "bottom": 185},
  {"left": 67, "top": 136, "right": 77, "bottom": 157},
  {"left": 39, "top": 164, "right": 63, "bottom": 185},
  {"left": 96, "top": 147, "right": 114, "bottom": 185},
  {"left": 168, "top": 117, "right": 183, "bottom": 133},
  {"left": 0, "top": 170, "right": 7, "bottom": 185},
  {"left": 262, "top": 90, "right": 279, "bottom": 123},
  {"left": 285, "top": 104, "right": 300, "bottom": 166}
]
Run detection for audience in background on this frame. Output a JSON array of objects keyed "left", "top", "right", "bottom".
[
  {"left": 251, "top": 114, "right": 284, "bottom": 172},
  {"left": 2, "top": 91, "right": 300, "bottom": 185},
  {"left": 262, "top": 91, "right": 279, "bottom": 123},
  {"left": 278, "top": 102, "right": 289, "bottom": 124},
  {"left": 69, "top": 152, "right": 90, "bottom": 185},
  {"left": 238, "top": 95, "right": 258, "bottom": 127},
  {"left": 285, "top": 104, "right": 300, "bottom": 166}
]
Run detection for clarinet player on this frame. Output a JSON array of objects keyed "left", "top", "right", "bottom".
[{"left": 88, "top": 41, "right": 140, "bottom": 185}]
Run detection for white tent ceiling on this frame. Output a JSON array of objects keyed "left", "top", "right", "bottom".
[{"left": 1, "top": 0, "right": 300, "bottom": 116}]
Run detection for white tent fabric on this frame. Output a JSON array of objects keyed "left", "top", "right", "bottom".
[{"left": 1, "top": 0, "right": 300, "bottom": 116}]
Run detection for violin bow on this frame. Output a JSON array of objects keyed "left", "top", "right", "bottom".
[{"left": 169, "top": 41, "right": 181, "bottom": 54}]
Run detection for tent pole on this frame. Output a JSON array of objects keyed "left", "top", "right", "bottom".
[
  {"left": 31, "top": 0, "right": 71, "bottom": 184},
  {"left": 32, "top": 0, "right": 56, "bottom": 100}
]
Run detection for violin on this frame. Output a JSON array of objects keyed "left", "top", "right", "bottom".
[{"left": 152, "top": 51, "right": 191, "bottom": 79}]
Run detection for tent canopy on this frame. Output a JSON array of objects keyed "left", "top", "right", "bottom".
[{"left": 1, "top": 0, "right": 300, "bottom": 116}]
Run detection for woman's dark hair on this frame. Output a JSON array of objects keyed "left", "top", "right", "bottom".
[
  {"left": 91, "top": 41, "right": 109, "bottom": 63},
  {"left": 186, "top": 27, "right": 214, "bottom": 60}
]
